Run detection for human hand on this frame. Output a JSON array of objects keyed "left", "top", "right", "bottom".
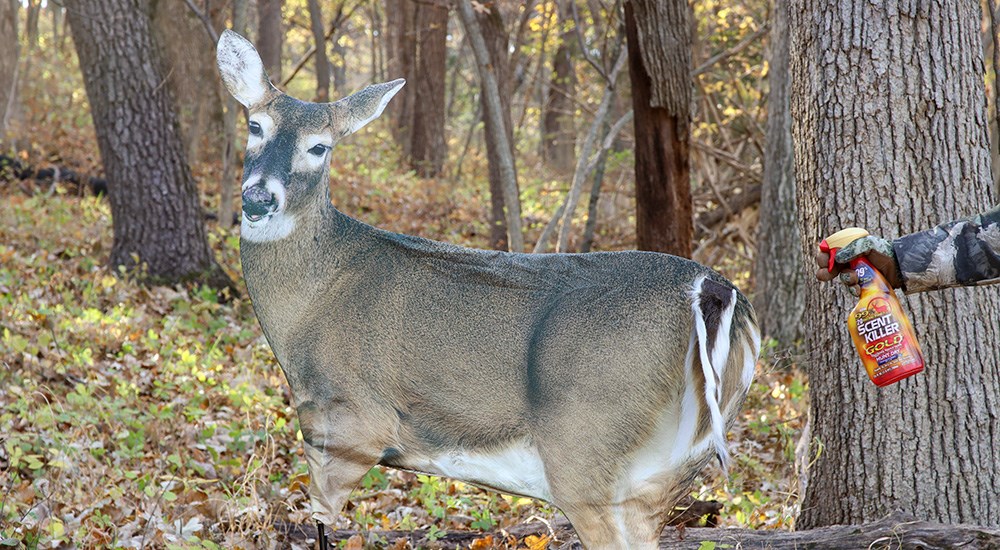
[{"left": 815, "top": 235, "right": 903, "bottom": 290}]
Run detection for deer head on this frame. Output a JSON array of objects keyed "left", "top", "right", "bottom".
[{"left": 217, "top": 30, "right": 404, "bottom": 243}]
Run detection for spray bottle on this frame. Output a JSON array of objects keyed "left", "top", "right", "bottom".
[{"left": 820, "top": 228, "right": 925, "bottom": 387}]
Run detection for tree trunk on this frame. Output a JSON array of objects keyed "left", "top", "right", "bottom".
[
  {"left": 307, "top": 0, "right": 330, "bottom": 102},
  {"left": 541, "top": 0, "right": 576, "bottom": 173},
  {"left": 386, "top": 0, "right": 416, "bottom": 155},
  {"left": 452, "top": 2, "right": 520, "bottom": 251},
  {"left": 257, "top": 0, "right": 283, "bottom": 82},
  {"left": 990, "top": 0, "right": 1000, "bottom": 198},
  {"left": 153, "top": 0, "right": 224, "bottom": 166},
  {"left": 332, "top": 33, "right": 347, "bottom": 93},
  {"left": 25, "top": 0, "right": 39, "bottom": 49},
  {"left": 789, "top": 0, "right": 1000, "bottom": 528},
  {"left": 624, "top": 0, "right": 693, "bottom": 257},
  {"left": 753, "top": 0, "right": 804, "bottom": 347},
  {"left": 408, "top": 0, "right": 448, "bottom": 178},
  {"left": 220, "top": 0, "right": 248, "bottom": 227},
  {"left": 481, "top": 7, "right": 511, "bottom": 252},
  {"left": 66, "top": 0, "right": 233, "bottom": 290},
  {"left": 0, "top": 0, "right": 18, "bottom": 139}
]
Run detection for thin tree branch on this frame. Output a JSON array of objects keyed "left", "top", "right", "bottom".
[
  {"left": 570, "top": 0, "right": 610, "bottom": 83},
  {"left": 692, "top": 24, "right": 767, "bottom": 77},
  {"left": 181, "top": 0, "right": 219, "bottom": 44},
  {"left": 281, "top": 0, "right": 362, "bottom": 88}
]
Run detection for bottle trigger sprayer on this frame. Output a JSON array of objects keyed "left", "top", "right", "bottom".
[{"left": 820, "top": 228, "right": 925, "bottom": 387}]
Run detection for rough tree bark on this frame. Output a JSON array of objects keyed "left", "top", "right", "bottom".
[
  {"left": 624, "top": 0, "right": 693, "bottom": 257},
  {"left": 990, "top": 0, "right": 1000, "bottom": 197},
  {"left": 460, "top": 0, "right": 524, "bottom": 252},
  {"left": 408, "top": 0, "right": 448, "bottom": 178},
  {"left": 66, "top": 0, "right": 233, "bottom": 290},
  {"left": 753, "top": 0, "right": 804, "bottom": 346},
  {"left": 541, "top": 0, "right": 576, "bottom": 173},
  {"left": 257, "top": 0, "right": 284, "bottom": 82},
  {"left": 789, "top": 0, "right": 1000, "bottom": 528},
  {"left": 0, "top": 0, "right": 18, "bottom": 138}
]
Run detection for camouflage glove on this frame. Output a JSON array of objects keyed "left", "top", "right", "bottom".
[{"left": 815, "top": 235, "right": 903, "bottom": 291}]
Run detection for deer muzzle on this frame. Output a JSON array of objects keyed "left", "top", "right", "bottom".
[{"left": 242, "top": 184, "right": 277, "bottom": 221}]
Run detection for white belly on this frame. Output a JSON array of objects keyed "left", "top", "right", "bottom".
[{"left": 407, "top": 440, "right": 553, "bottom": 502}]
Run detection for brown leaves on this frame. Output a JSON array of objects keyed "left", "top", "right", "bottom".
[
  {"left": 523, "top": 534, "right": 552, "bottom": 550},
  {"left": 344, "top": 533, "right": 365, "bottom": 550}
]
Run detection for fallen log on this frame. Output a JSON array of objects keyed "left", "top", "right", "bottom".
[{"left": 275, "top": 510, "right": 1000, "bottom": 549}]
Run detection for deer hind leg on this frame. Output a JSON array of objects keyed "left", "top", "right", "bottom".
[
  {"left": 542, "top": 454, "right": 662, "bottom": 549},
  {"left": 555, "top": 500, "right": 662, "bottom": 550}
]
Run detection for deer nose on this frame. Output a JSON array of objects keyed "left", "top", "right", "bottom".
[{"left": 242, "top": 185, "right": 277, "bottom": 217}]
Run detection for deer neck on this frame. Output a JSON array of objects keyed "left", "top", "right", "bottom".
[{"left": 240, "top": 195, "right": 370, "bottom": 363}]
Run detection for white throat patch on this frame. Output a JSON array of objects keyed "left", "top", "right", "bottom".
[{"left": 241, "top": 210, "right": 296, "bottom": 242}]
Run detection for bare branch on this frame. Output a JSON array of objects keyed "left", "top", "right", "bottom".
[
  {"left": 281, "top": 0, "right": 363, "bottom": 87},
  {"left": 181, "top": 0, "right": 219, "bottom": 44},
  {"left": 692, "top": 24, "right": 767, "bottom": 77}
]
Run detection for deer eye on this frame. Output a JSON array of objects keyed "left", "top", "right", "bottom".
[
  {"left": 308, "top": 144, "right": 330, "bottom": 156},
  {"left": 248, "top": 121, "right": 262, "bottom": 136}
]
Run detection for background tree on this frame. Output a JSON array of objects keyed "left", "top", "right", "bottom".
[
  {"left": 383, "top": 0, "right": 447, "bottom": 177},
  {"left": 384, "top": 0, "right": 411, "bottom": 146},
  {"left": 541, "top": 0, "right": 576, "bottom": 173},
  {"left": 789, "top": 0, "right": 1000, "bottom": 527},
  {"left": 0, "top": 0, "right": 17, "bottom": 138},
  {"left": 307, "top": 0, "right": 331, "bottom": 101},
  {"left": 624, "top": 0, "right": 694, "bottom": 257},
  {"left": 66, "top": 0, "right": 232, "bottom": 289},
  {"left": 459, "top": 0, "right": 523, "bottom": 252},
  {"left": 257, "top": 0, "right": 284, "bottom": 81},
  {"left": 753, "top": 0, "right": 803, "bottom": 346},
  {"left": 408, "top": 0, "right": 448, "bottom": 178}
]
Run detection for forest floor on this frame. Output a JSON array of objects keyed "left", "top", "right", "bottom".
[{"left": 0, "top": 176, "right": 808, "bottom": 548}]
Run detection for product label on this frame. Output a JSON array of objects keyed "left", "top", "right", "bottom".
[
  {"left": 847, "top": 261, "right": 925, "bottom": 387},
  {"left": 857, "top": 312, "right": 900, "bottom": 344},
  {"left": 853, "top": 298, "right": 907, "bottom": 372}
]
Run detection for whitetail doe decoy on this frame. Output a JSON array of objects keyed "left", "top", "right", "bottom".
[{"left": 217, "top": 30, "right": 760, "bottom": 550}]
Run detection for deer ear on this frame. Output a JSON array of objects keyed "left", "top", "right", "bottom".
[
  {"left": 217, "top": 30, "right": 276, "bottom": 108},
  {"left": 334, "top": 79, "right": 406, "bottom": 136}
]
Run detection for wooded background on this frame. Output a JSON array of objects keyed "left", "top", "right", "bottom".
[{"left": 1, "top": 0, "right": 1000, "bottom": 547}]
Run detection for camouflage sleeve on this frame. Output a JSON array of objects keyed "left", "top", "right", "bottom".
[{"left": 892, "top": 205, "right": 1000, "bottom": 293}]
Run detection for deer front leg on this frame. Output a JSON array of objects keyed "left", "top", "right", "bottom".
[{"left": 296, "top": 400, "right": 385, "bottom": 546}]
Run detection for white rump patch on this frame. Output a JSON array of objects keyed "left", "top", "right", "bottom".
[
  {"left": 627, "top": 280, "right": 758, "bottom": 494},
  {"left": 409, "top": 441, "right": 552, "bottom": 502},
  {"left": 689, "top": 276, "right": 730, "bottom": 470}
]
